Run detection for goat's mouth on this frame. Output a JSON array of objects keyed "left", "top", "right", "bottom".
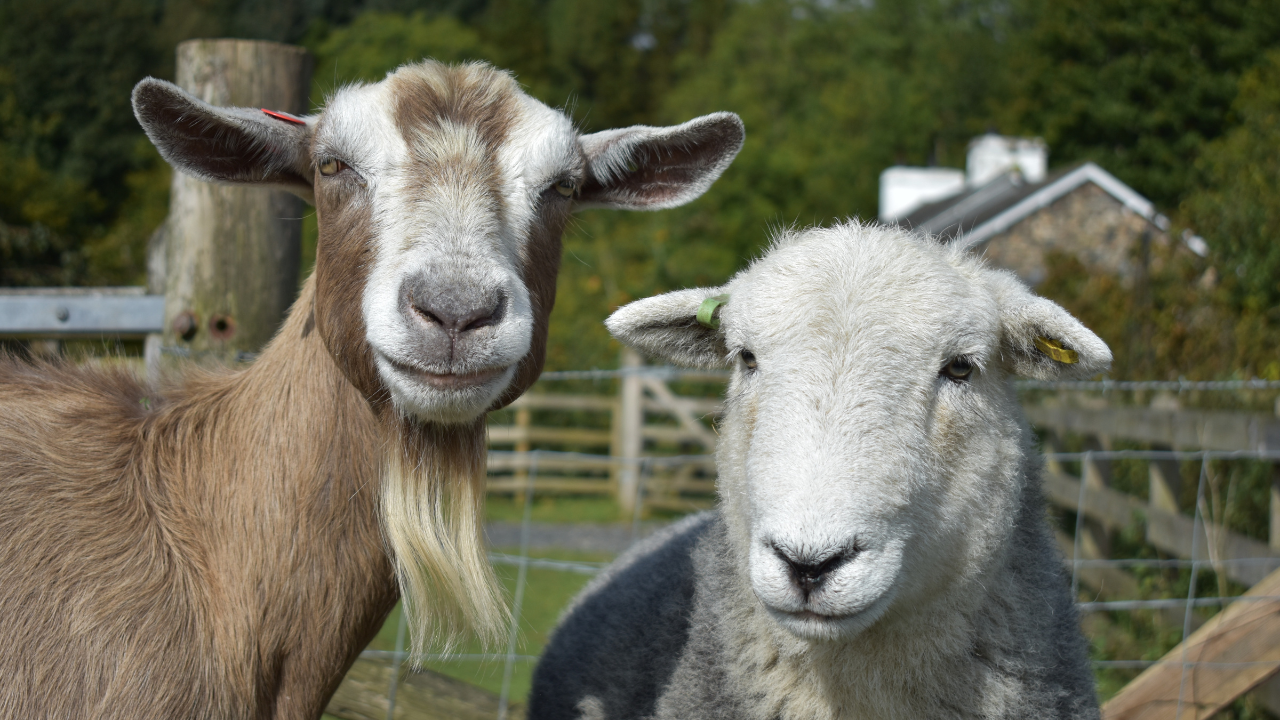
[{"left": 389, "top": 361, "right": 507, "bottom": 390}]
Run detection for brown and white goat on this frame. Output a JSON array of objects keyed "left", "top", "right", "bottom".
[{"left": 0, "top": 60, "right": 743, "bottom": 719}]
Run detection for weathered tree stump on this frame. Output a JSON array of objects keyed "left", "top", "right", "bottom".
[{"left": 160, "top": 39, "right": 312, "bottom": 362}]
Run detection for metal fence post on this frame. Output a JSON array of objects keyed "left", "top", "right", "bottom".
[{"left": 161, "top": 39, "right": 313, "bottom": 363}]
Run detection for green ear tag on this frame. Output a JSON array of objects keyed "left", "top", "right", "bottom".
[
  {"left": 1034, "top": 336, "right": 1079, "bottom": 364},
  {"left": 696, "top": 294, "right": 730, "bottom": 329}
]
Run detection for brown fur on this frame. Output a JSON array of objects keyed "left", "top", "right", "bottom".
[
  {"left": 0, "top": 282, "right": 396, "bottom": 719},
  {"left": 0, "top": 66, "right": 567, "bottom": 718}
]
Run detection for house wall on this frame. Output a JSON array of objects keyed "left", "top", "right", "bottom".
[{"left": 977, "top": 182, "right": 1167, "bottom": 286}]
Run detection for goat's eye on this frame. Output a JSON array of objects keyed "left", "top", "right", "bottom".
[
  {"left": 319, "top": 158, "right": 347, "bottom": 176},
  {"left": 740, "top": 350, "right": 758, "bottom": 371},
  {"left": 554, "top": 179, "right": 577, "bottom": 198},
  {"left": 941, "top": 357, "right": 973, "bottom": 382}
]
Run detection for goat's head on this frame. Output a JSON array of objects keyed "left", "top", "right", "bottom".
[
  {"left": 132, "top": 61, "right": 743, "bottom": 652},
  {"left": 606, "top": 222, "right": 1110, "bottom": 643},
  {"left": 132, "top": 60, "right": 744, "bottom": 424}
]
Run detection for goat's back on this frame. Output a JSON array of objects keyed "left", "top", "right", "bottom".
[{"left": 0, "top": 358, "right": 225, "bottom": 717}]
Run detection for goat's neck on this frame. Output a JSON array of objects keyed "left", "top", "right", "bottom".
[{"left": 155, "top": 276, "right": 399, "bottom": 712}]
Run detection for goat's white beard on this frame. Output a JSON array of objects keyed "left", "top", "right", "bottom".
[{"left": 379, "top": 418, "right": 508, "bottom": 659}]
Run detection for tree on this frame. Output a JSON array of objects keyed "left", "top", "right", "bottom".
[{"left": 1003, "top": 0, "right": 1280, "bottom": 209}]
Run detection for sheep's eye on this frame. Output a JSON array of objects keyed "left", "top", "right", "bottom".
[
  {"left": 740, "top": 350, "right": 758, "bottom": 371},
  {"left": 319, "top": 158, "right": 347, "bottom": 176},
  {"left": 554, "top": 179, "right": 577, "bottom": 198},
  {"left": 941, "top": 357, "right": 973, "bottom": 382}
]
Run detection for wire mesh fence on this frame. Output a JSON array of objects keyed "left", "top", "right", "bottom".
[
  {"left": 323, "top": 371, "right": 1280, "bottom": 718},
  {"left": 329, "top": 445, "right": 1280, "bottom": 719}
]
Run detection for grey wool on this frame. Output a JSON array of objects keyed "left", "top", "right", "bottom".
[{"left": 528, "top": 222, "right": 1103, "bottom": 720}]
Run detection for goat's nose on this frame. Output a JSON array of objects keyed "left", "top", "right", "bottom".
[
  {"left": 773, "top": 545, "right": 855, "bottom": 597},
  {"left": 400, "top": 275, "right": 505, "bottom": 334},
  {"left": 413, "top": 295, "right": 503, "bottom": 333}
]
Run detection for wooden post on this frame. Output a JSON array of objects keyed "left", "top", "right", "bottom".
[
  {"left": 160, "top": 39, "right": 313, "bottom": 363},
  {"left": 1148, "top": 444, "right": 1182, "bottom": 516},
  {"left": 617, "top": 348, "right": 644, "bottom": 517},
  {"left": 1269, "top": 465, "right": 1280, "bottom": 553},
  {"left": 1080, "top": 436, "right": 1112, "bottom": 561},
  {"left": 513, "top": 406, "right": 531, "bottom": 502}
]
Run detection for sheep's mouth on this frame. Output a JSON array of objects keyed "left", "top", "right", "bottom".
[
  {"left": 782, "top": 609, "right": 850, "bottom": 622},
  {"left": 762, "top": 586, "right": 898, "bottom": 641}
]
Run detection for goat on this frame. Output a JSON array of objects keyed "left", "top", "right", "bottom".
[
  {"left": 529, "top": 221, "right": 1106, "bottom": 720},
  {"left": 0, "top": 60, "right": 744, "bottom": 719}
]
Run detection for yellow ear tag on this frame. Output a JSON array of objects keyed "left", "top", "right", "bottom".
[
  {"left": 1034, "top": 336, "right": 1079, "bottom": 364},
  {"left": 696, "top": 294, "right": 730, "bottom": 329}
]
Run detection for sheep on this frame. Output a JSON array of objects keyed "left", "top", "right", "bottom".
[
  {"left": 529, "top": 221, "right": 1107, "bottom": 720},
  {"left": 0, "top": 60, "right": 744, "bottom": 720}
]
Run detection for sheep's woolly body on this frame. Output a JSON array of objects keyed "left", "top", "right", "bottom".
[
  {"left": 530, "top": 222, "right": 1103, "bottom": 720},
  {"left": 534, "top": 505, "right": 1095, "bottom": 719}
]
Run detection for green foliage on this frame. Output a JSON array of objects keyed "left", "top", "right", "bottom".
[
  {"left": 7, "top": 0, "right": 1280, "bottom": 383},
  {"left": 308, "top": 11, "right": 496, "bottom": 103},
  {"left": 1003, "top": 0, "right": 1280, "bottom": 209},
  {"left": 1182, "top": 49, "right": 1280, "bottom": 314}
]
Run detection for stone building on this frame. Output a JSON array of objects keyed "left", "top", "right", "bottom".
[{"left": 879, "top": 135, "right": 1205, "bottom": 287}]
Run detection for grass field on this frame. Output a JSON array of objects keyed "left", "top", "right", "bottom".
[{"left": 363, "top": 547, "right": 613, "bottom": 704}]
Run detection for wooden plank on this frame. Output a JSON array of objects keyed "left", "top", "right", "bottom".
[
  {"left": 641, "top": 377, "right": 719, "bottom": 450},
  {"left": 1025, "top": 406, "right": 1280, "bottom": 453},
  {"left": 1044, "top": 469, "right": 1144, "bottom": 529},
  {"left": 643, "top": 496, "right": 715, "bottom": 512},
  {"left": 486, "top": 426, "right": 612, "bottom": 446},
  {"left": 1056, "top": 529, "right": 1142, "bottom": 598},
  {"left": 508, "top": 393, "right": 618, "bottom": 412},
  {"left": 641, "top": 396, "right": 724, "bottom": 416},
  {"left": 642, "top": 426, "right": 719, "bottom": 445},
  {"left": 485, "top": 455, "right": 616, "bottom": 473},
  {"left": 1101, "top": 566, "right": 1280, "bottom": 720},
  {"left": 1043, "top": 469, "right": 1279, "bottom": 586},
  {"left": 326, "top": 656, "right": 522, "bottom": 720},
  {"left": 486, "top": 478, "right": 615, "bottom": 494}
]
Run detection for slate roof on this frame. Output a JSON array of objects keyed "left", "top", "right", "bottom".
[{"left": 896, "top": 161, "right": 1171, "bottom": 250}]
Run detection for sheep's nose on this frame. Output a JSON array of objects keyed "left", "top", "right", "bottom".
[
  {"left": 773, "top": 545, "right": 855, "bottom": 596},
  {"left": 400, "top": 274, "right": 505, "bottom": 335}
]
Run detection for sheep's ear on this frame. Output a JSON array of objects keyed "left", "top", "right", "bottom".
[
  {"left": 577, "top": 112, "right": 744, "bottom": 211},
  {"left": 606, "top": 288, "right": 730, "bottom": 368},
  {"left": 132, "top": 77, "right": 316, "bottom": 203},
  {"left": 991, "top": 272, "right": 1112, "bottom": 380}
]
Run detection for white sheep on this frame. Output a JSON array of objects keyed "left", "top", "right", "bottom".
[{"left": 529, "top": 221, "right": 1107, "bottom": 719}]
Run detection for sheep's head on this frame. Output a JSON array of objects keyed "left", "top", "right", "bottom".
[
  {"left": 607, "top": 222, "right": 1109, "bottom": 643},
  {"left": 132, "top": 60, "right": 744, "bottom": 424}
]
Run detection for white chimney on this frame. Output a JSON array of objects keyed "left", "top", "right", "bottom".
[
  {"left": 878, "top": 166, "right": 966, "bottom": 222},
  {"left": 966, "top": 134, "right": 1047, "bottom": 186}
]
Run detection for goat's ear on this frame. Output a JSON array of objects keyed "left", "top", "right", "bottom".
[
  {"left": 990, "top": 272, "right": 1112, "bottom": 380},
  {"left": 132, "top": 77, "right": 316, "bottom": 204},
  {"left": 577, "top": 112, "right": 744, "bottom": 211},
  {"left": 606, "top": 287, "right": 730, "bottom": 368}
]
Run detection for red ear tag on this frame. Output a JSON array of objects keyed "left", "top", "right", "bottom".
[{"left": 262, "top": 109, "right": 306, "bottom": 125}]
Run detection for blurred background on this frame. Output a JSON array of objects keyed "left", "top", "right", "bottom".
[
  {"left": 5, "top": 0, "right": 1280, "bottom": 717},
  {"left": 3, "top": 0, "right": 1279, "bottom": 379}
]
